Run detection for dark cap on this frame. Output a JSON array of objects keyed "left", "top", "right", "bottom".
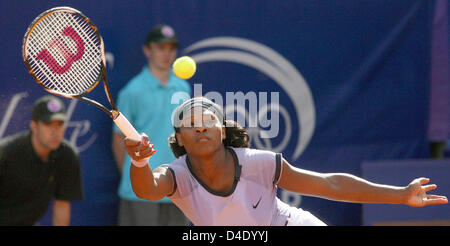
[
  {"left": 145, "top": 24, "right": 178, "bottom": 45},
  {"left": 32, "top": 95, "right": 67, "bottom": 123}
]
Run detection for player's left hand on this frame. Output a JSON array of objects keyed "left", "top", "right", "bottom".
[{"left": 404, "top": 177, "right": 448, "bottom": 207}]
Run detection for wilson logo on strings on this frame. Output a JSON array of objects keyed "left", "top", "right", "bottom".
[{"left": 36, "top": 26, "right": 85, "bottom": 74}]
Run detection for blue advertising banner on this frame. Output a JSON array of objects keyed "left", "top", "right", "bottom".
[{"left": 0, "top": 0, "right": 435, "bottom": 225}]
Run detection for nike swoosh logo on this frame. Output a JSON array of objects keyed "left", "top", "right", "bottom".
[{"left": 252, "top": 196, "right": 262, "bottom": 209}]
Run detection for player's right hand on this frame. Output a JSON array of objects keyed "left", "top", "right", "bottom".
[{"left": 124, "top": 133, "right": 157, "bottom": 161}]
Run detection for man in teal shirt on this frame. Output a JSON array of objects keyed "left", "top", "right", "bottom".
[{"left": 112, "top": 24, "right": 191, "bottom": 225}]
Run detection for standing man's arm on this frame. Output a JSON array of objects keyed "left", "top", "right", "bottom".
[
  {"left": 112, "top": 132, "right": 126, "bottom": 173},
  {"left": 53, "top": 200, "right": 70, "bottom": 226},
  {"left": 112, "top": 88, "right": 133, "bottom": 174}
]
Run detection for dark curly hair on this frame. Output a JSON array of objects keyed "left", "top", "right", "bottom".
[{"left": 168, "top": 119, "right": 250, "bottom": 158}]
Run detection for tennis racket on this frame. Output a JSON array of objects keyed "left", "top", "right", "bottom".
[{"left": 22, "top": 6, "right": 141, "bottom": 141}]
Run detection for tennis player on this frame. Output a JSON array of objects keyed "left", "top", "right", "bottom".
[{"left": 125, "top": 97, "right": 448, "bottom": 226}]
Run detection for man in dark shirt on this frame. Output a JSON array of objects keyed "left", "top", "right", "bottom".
[{"left": 0, "top": 95, "right": 83, "bottom": 226}]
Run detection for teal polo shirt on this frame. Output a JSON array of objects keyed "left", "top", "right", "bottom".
[{"left": 113, "top": 66, "right": 191, "bottom": 202}]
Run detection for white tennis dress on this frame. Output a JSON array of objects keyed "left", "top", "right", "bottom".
[{"left": 162, "top": 147, "right": 326, "bottom": 226}]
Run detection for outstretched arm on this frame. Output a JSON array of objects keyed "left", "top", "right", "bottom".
[
  {"left": 126, "top": 134, "right": 174, "bottom": 201},
  {"left": 277, "top": 158, "right": 448, "bottom": 207}
]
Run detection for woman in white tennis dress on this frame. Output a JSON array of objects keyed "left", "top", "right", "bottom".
[{"left": 126, "top": 97, "right": 448, "bottom": 226}]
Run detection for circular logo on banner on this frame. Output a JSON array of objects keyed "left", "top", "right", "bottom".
[{"left": 184, "top": 37, "right": 315, "bottom": 160}]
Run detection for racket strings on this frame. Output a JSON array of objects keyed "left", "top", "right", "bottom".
[
  {"left": 25, "top": 10, "right": 103, "bottom": 96},
  {"left": 30, "top": 15, "right": 74, "bottom": 92},
  {"left": 67, "top": 14, "right": 102, "bottom": 90},
  {"left": 29, "top": 13, "right": 85, "bottom": 94},
  {"left": 32, "top": 15, "right": 78, "bottom": 94}
]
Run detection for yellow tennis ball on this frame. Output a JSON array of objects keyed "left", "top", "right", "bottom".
[{"left": 173, "top": 56, "right": 196, "bottom": 79}]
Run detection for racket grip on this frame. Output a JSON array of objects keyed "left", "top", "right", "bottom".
[{"left": 113, "top": 112, "right": 141, "bottom": 141}]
